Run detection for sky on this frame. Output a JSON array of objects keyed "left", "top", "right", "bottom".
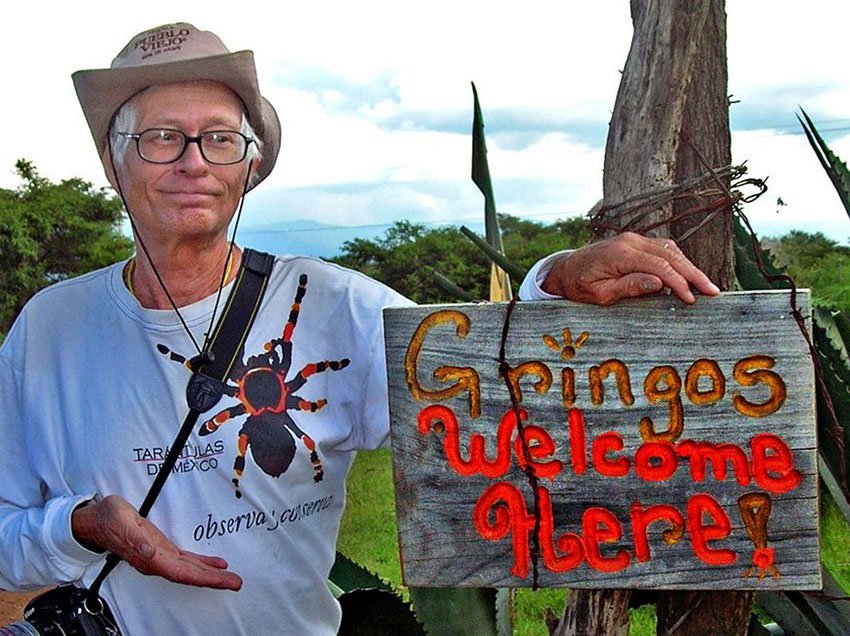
[{"left": 3, "top": 1, "right": 849, "bottom": 256}]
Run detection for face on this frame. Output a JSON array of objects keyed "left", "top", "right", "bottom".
[{"left": 108, "top": 81, "right": 256, "bottom": 249}]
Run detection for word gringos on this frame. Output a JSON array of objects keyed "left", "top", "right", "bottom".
[{"left": 383, "top": 291, "right": 821, "bottom": 590}]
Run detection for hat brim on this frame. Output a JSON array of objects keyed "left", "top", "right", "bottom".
[{"left": 72, "top": 50, "right": 280, "bottom": 189}]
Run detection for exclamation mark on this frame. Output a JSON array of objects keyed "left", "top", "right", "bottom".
[{"left": 738, "top": 492, "right": 780, "bottom": 579}]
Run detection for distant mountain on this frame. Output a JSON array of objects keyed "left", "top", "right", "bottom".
[{"left": 236, "top": 219, "right": 392, "bottom": 258}]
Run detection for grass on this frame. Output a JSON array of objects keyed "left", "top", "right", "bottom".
[
  {"left": 821, "top": 489, "right": 850, "bottom": 591},
  {"left": 338, "top": 448, "right": 850, "bottom": 635}
]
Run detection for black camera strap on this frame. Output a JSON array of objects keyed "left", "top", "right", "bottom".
[{"left": 88, "top": 248, "right": 275, "bottom": 599}]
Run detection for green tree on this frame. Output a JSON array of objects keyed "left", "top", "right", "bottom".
[
  {"left": 0, "top": 160, "right": 133, "bottom": 337},
  {"left": 768, "top": 230, "right": 850, "bottom": 312},
  {"left": 331, "top": 214, "right": 590, "bottom": 303}
]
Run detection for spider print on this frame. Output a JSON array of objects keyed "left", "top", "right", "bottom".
[{"left": 158, "top": 274, "right": 350, "bottom": 498}]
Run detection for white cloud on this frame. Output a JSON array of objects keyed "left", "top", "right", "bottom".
[
  {"left": 733, "top": 129, "right": 850, "bottom": 242},
  {"left": 2, "top": 0, "right": 848, "bottom": 250}
]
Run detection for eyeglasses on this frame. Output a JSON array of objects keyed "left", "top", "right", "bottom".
[{"left": 117, "top": 128, "right": 254, "bottom": 165}]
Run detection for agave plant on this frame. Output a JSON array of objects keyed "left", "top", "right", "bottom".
[{"left": 730, "top": 110, "right": 850, "bottom": 634}]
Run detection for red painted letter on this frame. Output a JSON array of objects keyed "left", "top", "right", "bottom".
[
  {"left": 582, "top": 507, "right": 631, "bottom": 572},
  {"left": 473, "top": 482, "right": 536, "bottom": 578},
  {"left": 630, "top": 501, "right": 685, "bottom": 562},
  {"left": 514, "top": 425, "right": 563, "bottom": 480},
  {"left": 751, "top": 433, "right": 802, "bottom": 494},
  {"left": 592, "top": 432, "right": 630, "bottom": 477},
  {"left": 538, "top": 487, "right": 584, "bottom": 572},
  {"left": 687, "top": 493, "right": 736, "bottom": 565},
  {"left": 568, "top": 408, "right": 587, "bottom": 475},
  {"left": 634, "top": 442, "right": 678, "bottom": 482}
]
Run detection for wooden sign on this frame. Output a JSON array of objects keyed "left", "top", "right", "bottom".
[{"left": 383, "top": 291, "right": 819, "bottom": 590}]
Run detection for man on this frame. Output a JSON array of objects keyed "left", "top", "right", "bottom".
[{"left": 0, "top": 23, "right": 717, "bottom": 634}]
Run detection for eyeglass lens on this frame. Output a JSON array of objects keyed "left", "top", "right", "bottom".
[{"left": 136, "top": 129, "right": 249, "bottom": 164}]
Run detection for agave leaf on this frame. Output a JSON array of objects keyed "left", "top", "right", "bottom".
[
  {"left": 330, "top": 552, "right": 425, "bottom": 634},
  {"left": 814, "top": 306, "right": 850, "bottom": 373},
  {"left": 494, "top": 588, "right": 514, "bottom": 636},
  {"left": 408, "top": 587, "right": 499, "bottom": 636},
  {"left": 430, "top": 268, "right": 480, "bottom": 302},
  {"left": 814, "top": 318, "right": 850, "bottom": 509},
  {"left": 329, "top": 550, "right": 394, "bottom": 593},
  {"left": 337, "top": 588, "right": 426, "bottom": 636},
  {"left": 798, "top": 109, "right": 850, "bottom": 219},
  {"left": 831, "top": 310, "right": 850, "bottom": 352},
  {"left": 459, "top": 225, "right": 527, "bottom": 282},
  {"left": 820, "top": 456, "right": 850, "bottom": 525},
  {"left": 732, "top": 217, "right": 790, "bottom": 292}
]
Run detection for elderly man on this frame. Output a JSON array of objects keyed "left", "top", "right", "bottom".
[{"left": 0, "top": 23, "right": 717, "bottom": 635}]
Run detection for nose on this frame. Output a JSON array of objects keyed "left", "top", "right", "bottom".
[{"left": 174, "top": 138, "right": 209, "bottom": 175}]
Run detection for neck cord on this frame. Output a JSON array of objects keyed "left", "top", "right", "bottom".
[
  {"left": 107, "top": 133, "right": 255, "bottom": 356},
  {"left": 123, "top": 252, "right": 235, "bottom": 298},
  {"left": 204, "top": 166, "right": 253, "bottom": 350}
]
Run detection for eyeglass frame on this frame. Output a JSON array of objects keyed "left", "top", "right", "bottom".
[{"left": 116, "top": 128, "right": 255, "bottom": 165}]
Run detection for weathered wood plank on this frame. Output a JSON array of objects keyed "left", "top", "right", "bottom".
[{"left": 384, "top": 291, "right": 819, "bottom": 590}]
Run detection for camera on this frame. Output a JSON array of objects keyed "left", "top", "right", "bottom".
[{"left": 0, "top": 585, "right": 119, "bottom": 636}]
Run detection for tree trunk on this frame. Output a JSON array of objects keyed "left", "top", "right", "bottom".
[
  {"left": 655, "top": 590, "right": 754, "bottom": 635},
  {"left": 552, "top": 589, "right": 630, "bottom": 636},
  {"left": 556, "top": 1, "right": 745, "bottom": 633}
]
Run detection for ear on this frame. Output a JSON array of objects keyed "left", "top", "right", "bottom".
[
  {"left": 100, "top": 147, "right": 120, "bottom": 190},
  {"left": 246, "top": 157, "right": 260, "bottom": 188}
]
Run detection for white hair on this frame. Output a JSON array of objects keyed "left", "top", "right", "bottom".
[{"left": 108, "top": 86, "right": 264, "bottom": 184}]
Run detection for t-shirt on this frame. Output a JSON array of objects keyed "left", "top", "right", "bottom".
[{"left": 0, "top": 254, "right": 410, "bottom": 635}]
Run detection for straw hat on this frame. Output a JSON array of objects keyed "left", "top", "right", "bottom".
[{"left": 72, "top": 23, "right": 281, "bottom": 188}]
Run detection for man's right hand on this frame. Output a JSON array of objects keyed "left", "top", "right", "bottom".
[
  {"left": 71, "top": 494, "right": 242, "bottom": 590},
  {"left": 541, "top": 232, "right": 720, "bottom": 305}
]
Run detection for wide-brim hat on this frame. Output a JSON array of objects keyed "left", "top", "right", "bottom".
[{"left": 72, "top": 23, "right": 280, "bottom": 189}]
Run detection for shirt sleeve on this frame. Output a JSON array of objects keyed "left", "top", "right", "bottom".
[
  {"left": 0, "top": 495, "right": 104, "bottom": 590},
  {"left": 517, "top": 249, "right": 574, "bottom": 301},
  {"left": 0, "top": 324, "right": 104, "bottom": 590}
]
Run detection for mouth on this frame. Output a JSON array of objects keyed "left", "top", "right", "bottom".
[
  {"left": 163, "top": 189, "right": 218, "bottom": 196},
  {"left": 162, "top": 190, "right": 220, "bottom": 204}
]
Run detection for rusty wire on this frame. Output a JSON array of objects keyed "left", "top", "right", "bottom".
[
  {"left": 682, "top": 138, "right": 849, "bottom": 504},
  {"left": 589, "top": 163, "right": 767, "bottom": 244},
  {"left": 498, "top": 296, "right": 543, "bottom": 589}
]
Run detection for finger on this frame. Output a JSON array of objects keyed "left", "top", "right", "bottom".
[
  {"left": 591, "top": 273, "right": 662, "bottom": 305},
  {"left": 139, "top": 542, "right": 243, "bottom": 590},
  {"left": 616, "top": 240, "right": 715, "bottom": 303},
  {"left": 646, "top": 255, "right": 697, "bottom": 303},
  {"left": 168, "top": 552, "right": 243, "bottom": 590},
  {"left": 647, "top": 238, "right": 720, "bottom": 298},
  {"left": 183, "top": 551, "right": 231, "bottom": 570}
]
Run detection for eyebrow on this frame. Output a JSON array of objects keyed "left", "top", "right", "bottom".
[{"left": 141, "top": 116, "right": 243, "bottom": 130}]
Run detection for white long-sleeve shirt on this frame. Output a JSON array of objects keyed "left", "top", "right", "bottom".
[
  {"left": 0, "top": 250, "right": 557, "bottom": 634},
  {"left": 0, "top": 255, "right": 412, "bottom": 634}
]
